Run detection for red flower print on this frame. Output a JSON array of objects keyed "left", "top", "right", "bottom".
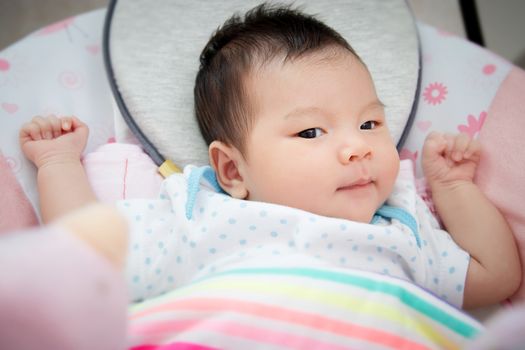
[
  {"left": 1, "top": 102, "right": 18, "bottom": 114},
  {"left": 483, "top": 64, "right": 496, "bottom": 75},
  {"left": 423, "top": 82, "right": 448, "bottom": 105},
  {"left": 36, "top": 17, "right": 76, "bottom": 35},
  {"left": 5, "top": 155, "right": 22, "bottom": 174},
  {"left": 0, "top": 52, "right": 31, "bottom": 87},
  {"left": 0, "top": 58, "right": 10, "bottom": 72},
  {"left": 457, "top": 111, "right": 487, "bottom": 138},
  {"left": 35, "top": 17, "right": 87, "bottom": 43}
]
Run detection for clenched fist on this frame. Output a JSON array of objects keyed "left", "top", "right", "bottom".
[
  {"left": 422, "top": 132, "right": 481, "bottom": 188},
  {"left": 19, "top": 115, "right": 88, "bottom": 169}
]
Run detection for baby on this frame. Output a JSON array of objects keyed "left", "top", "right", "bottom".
[{"left": 20, "top": 4, "right": 520, "bottom": 309}]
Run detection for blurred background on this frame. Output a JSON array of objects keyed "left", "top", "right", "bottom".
[{"left": 0, "top": 0, "right": 524, "bottom": 69}]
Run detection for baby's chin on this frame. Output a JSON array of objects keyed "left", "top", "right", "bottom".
[
  {"left": 339, "top": 211, "right": 376, "bottom": 224},
  {"left": 259, "top": 196, "right": 379, "bottom": 224},
  {"left": 309, "top": 206, "right": 377, "bottom": 224}
]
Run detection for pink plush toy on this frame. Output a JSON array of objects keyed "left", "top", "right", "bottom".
[{"left": 0, "top": 204, "right": 128, "bottom": 350}]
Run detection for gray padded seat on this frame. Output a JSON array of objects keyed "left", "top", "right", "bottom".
[{"left": 105, "top": 0, "right": 420, "bottom": 169}]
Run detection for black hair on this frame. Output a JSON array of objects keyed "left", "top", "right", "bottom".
[{"left": 194, "top": 3, "right": 360, "bottom": 153}]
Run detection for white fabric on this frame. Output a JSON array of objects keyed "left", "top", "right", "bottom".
[{"left": 119, "top": 160, "right": 469, "bottom": 307}]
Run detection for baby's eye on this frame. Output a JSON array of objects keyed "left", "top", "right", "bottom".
[
  {"left": 360, "top": 121, "right": 379, "bottom": 130},
  {"left": 297, "top": 127, "right": 325, "bottom": 139}
]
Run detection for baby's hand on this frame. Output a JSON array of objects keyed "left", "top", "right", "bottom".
[
  {"left": 422, "top": 132, "right": 481, "bottom": 188},
  {"left": 19, "top": 115, "right": 89, "bottom": 169}
]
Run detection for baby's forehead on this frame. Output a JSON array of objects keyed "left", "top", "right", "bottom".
[
  {"left": 244, "top": 49, "right": 365, "bottom": 93},
  {"left": 249, "top": 48, "right": 364, "bottom": 81},
  {"left": 275, "top": 45, "right": 356, "bottom": 65}
]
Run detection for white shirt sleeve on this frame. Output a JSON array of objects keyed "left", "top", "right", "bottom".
[
  {"left": 117, "top": 173, "right": 193, "bottom": 302},
  {"left": 389, "top": 160, "right": 470, "bottom": 307},
  {"left": 415, "top": 194, "right": 470, "bottom": 307}
]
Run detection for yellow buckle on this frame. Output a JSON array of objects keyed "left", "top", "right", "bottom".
[{"left": 158, "top": 159, "right": 181, "bottom": 178}]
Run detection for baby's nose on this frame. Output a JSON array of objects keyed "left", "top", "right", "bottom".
[{"left": 338, "top": 140, "right": 372, "bottom": 164}]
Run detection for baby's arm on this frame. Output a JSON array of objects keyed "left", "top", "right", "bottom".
[
  {"left": 19, "top": 115, "right": 97, "bottom": 223},
  {"left": 422, "top": 132, "right": 521, "bottom": 309}
]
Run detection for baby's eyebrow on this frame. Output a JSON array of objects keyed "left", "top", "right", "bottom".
[
  {"left": 283, "top": 100, "right": 385, "bottom": 120},
  {"left": 283, "top": 106, "right": 328, "bottom": 120},
  {"left": 360, "top": 99, "right": 386, "bottom": 115}
]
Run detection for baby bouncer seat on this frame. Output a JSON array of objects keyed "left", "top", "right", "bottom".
[{"left": 1, "top": 0, "right": 525, "bottom": 349}]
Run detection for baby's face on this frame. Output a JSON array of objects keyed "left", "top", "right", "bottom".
[{"left": 238, "top": 51, "right": 399, "bottom": 223}]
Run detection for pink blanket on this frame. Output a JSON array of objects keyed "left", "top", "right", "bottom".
[{"left": 475, "top": 66, "right": 525, "bottom": 302}]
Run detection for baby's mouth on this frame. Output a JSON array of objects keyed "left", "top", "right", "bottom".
[{"left": 337, "top": 178, "right": 374, "bottom": 191}]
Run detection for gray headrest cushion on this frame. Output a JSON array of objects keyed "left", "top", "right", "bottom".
[{"left": 110, "top": 0, "right": 419, "bottom": 167}]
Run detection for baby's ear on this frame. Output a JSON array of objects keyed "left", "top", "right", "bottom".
[{"left": 209, "top": 141, "right": 248, "bottom": 199}]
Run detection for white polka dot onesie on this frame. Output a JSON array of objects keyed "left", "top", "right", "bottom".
[{"left": 118, "top": 160, "right": 469, "bottom": 307}]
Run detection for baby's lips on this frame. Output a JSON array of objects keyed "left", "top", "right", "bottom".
[{"left": 337, "top": 177, "right": 373, "bottom": 191}]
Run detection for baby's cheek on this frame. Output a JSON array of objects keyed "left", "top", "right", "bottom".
[
  {"left": 273, "top": 176, "right": 324, "bottom": 211},
  {"left": 382, "top": 151, "right": 400, "bottom": 197}
]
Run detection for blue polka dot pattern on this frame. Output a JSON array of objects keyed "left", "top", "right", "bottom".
[{"left": 121, "top": 162, "right": 470, "bottom": 307}]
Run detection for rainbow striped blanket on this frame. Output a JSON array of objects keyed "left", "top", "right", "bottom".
[{"left": 128, "top": 267, "right": 483, "bottom": 349}]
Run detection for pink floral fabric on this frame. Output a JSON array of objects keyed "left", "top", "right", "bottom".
[
  {"left": 402, "top": 22, "right": 512, "bottom": 178},
  {"left": 0, "top": 9, "right": 115, "bottom": 220},
  {"left": 475, "top": 66, "right": 525, "bottom": 302}
]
